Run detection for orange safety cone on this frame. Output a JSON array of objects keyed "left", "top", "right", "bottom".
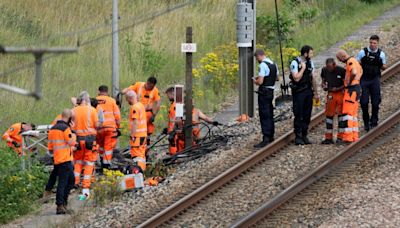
[{"left": 236, "top": 114, "right": 250, "bottom": 122}]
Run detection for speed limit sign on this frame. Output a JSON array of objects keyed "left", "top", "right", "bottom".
[{"left": 181, "top": 43, "right": 197, "bottom": 53}]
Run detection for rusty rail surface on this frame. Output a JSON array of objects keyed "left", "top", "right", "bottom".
[
  {"left": 232, "top": 108, "right": 400, "bottom": 228},
  {"left": 139, "top": 62, "right": 400, "bottom": 228}
]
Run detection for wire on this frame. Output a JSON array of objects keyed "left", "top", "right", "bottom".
[{"left": 0, "top": 0, "right": 197, "bottom": 78}]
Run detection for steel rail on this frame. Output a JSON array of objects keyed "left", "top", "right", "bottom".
[
  {"left": 139, "top": 61, "right": 400, "bottom": 228},
  {"left": 232, "top": 108, "right": 400, "bottom": 228}
]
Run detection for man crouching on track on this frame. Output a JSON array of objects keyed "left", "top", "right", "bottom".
[
  {"left": 320, "top": 58, "right": 346, "bottom": 144},
  {"left": 336, "top": 50, "right": 363, "bottom": 143},
  {"left": 47, "top": 109, "right": 76, "bottom": 214},
  {"left": 125, "top": 90, "right": 148, "bottom": 173}
]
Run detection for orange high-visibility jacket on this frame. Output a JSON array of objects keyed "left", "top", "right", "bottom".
[
  {"left": 345, "top": 57, "right": 363, "bottom": 86},
  {"left": 48, "top": 120, "right": 76, "bottom": 165},
  {"left": 167, "top": 102, "right": 176, "bottom": 133},
  {"left": 2, "top": 123, "right": 23, "bottom": 144},
  {"left": 72, "top": 105, "right": 99, "bottom": 136},
  {"left": 127, "top": 82, "right": 160, "bottom": 109},
  {"left": 96, "top": 95, "right": 121, "bottom": 129},
  {"left": 129, "top": 102, "right": 147, "bottom": 138}
]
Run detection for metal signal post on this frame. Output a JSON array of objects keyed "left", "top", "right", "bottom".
[{"left": 237, "top": 0, "right": 256, "bottom": 117}]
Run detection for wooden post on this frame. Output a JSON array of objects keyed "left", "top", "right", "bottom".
[{"left": 184, "top": 27, "right": 193, "bottom": 149}]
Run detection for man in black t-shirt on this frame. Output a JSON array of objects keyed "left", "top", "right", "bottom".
[{"left": 320, "top": 58, "right": 346, "bottom": 144}]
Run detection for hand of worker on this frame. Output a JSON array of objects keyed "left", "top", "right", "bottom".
[
  {"left": 162, "top": 128, "right": 168, "bottom": 135},
  {"left": 116, "top": 129, "right": 122, "bottom": 137},
  {"left": 212, "top": 121, "right": 219, "bottom": 126},
  {"left": 150, "top": 115, "right": 156, "bottom": 123},
  {"left": 12, "top": 141, "right": 20, "bottom": 148},
  {"left": 300, "top": 61, "right": 306, "bottom": 69}
]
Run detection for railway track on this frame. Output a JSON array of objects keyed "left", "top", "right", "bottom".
[
  {"left": 138, "top": 61, "right": 400, "bottom": 227},
  {"left": 232, "top": 109, "right": 400, "bottom": 227}
]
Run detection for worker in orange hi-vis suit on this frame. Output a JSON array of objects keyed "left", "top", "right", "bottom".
[
  {"left": 125, "top": 90, "right": 147, "bottom": 172},
  {"left": 320, "top": 58, "right": 346, "bottom": 144},
  {"left": 173, "top": 104, "right": 219, "bottom": 153},
  {"left": 336, "top": 50, "right": 363, "bottom": 143},
  {"left": 95, "top": 85, "right": 121, "bottom": 169},
  {"left": 122, "top": 76, "right": 161, "bottom": 146},
  {"left": 163, "top": 87, "right": 178, "bottom": 155},
  {"left": 71, "top": 91, "right": 99, "bottom": 198},
  {"left": 2, "top": 123, "right": 34, "bottom": 155}
]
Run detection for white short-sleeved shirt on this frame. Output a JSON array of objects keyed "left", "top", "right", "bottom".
[
  {"left": 258, "top": 58, "right": 278, "bottom": 89},
  {"left": 356, "top": 47, "right": 387, "bottom": 64},
  {"left": 290, "top": 57, "right": 315, "bottom": 74}
]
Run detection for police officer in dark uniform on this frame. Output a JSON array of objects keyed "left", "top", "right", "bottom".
[
  {"left": 357, "top": 35, "right": 387, "bottom": 131},
  {"left": 253, "top": 49, "right": 278, "bottom": 148},
  {"left": 289, "top": 45, "right": 320, "bottom": 145}
]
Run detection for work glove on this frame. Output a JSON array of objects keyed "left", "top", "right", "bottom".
[
  {"left": 12, "top": 141, "right": 20, "bottom": 148},
  {"left": 348, "top": 85, "right": 361, "bottom": 101},
  {"left": 150, "top": 115, "right": 156, "bottom": 123},
  {"left": 212, "top": 121, "right": 219, "bottom": 126},
  {"left": 162, "top": 128, "right": 168, "bottom": 135}
]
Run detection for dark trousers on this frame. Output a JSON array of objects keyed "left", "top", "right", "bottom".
[
  {"left": 293, "top": 89, "right": 313, "bottom": 136},
  {"left": 360, "top": 77, "right": 381, "bottom": 127},
  {"left": 45, "top": 165, "right": 58, "bottom": 191},
  {"left": 55, "top": 161, "right": 74, "bottom": 206},
  {"left": 258, "top": 89, "right": 275, "bottom": 140}
]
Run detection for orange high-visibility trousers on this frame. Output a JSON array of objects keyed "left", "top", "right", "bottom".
[
  {"left": 97, "top": 129, "right": 117, "bottom": 165},
  {"left": 74, "top": 140, "right": 97, "bottom": 188},
  {"left": 324, "top": 91, "right": 344, "bottom": 140},
  {"left": 130, "top": 137, "right": 147, "bottom": 171},
  {"left": 341, "top": 89, "right": 359, "bottom": 142}
]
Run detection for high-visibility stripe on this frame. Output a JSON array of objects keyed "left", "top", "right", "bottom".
[
  {"left": 353, "top": 127, "right": 359, "bottom": 132},
  {"left": 342, "top": 115, "right": 357, "bottom": 121},
  {"left": 74, "top": 172, "right": 81, "bottom": 177},
  {"left": 75, "top": 129, "right": 96, "bottom": 134},
  {"left": 85, "top": 161, "right": 95, "bottom": 166},
  {"left": 103, "top": 111, "right": 114, "bottom": 115},
  {"left": 88, "top": 106, "right": 92, "bottom": 129},
  {"left": 113, "top": 111, "right": 121, "bottom": 115},
  {"left": 136, "top": 129, "right": 147, "bottom": 133},
  {"left": 343, "top": 128, "right": 353, "bottom": 132},
  {"left": 325, "top": 129, "right": 333, "bottom": 133},
  {"left": 105, "top": 150, "right": 113, "bottom": 156},
  {"left": 53, "top": 145, "right": 70, "bottom": 150},
  {"left": 102, "top": 159, "right": 111, "bottom": 164},
  {"left": 83, "top": 175, "right": 92, "bottom": 180},
  {"left": 325, "top": 118, "right": 333, "bottom": 124},
  {"left": 75, "top": 160, "right": 84, "bottom": 165},
  {"left": 133, "top": 157, "right": 146, "bottom": 163},
  {"left": 48, "top": 139, "right": 66, "bottom": 143}
]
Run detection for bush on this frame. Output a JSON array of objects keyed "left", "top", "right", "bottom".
[
  {"left": 256, "top": 13, "right": 294, "bottom": 48},
  {"left": 92, "top": 169, "right": 124, "bottom": 206},
  {"left": 0, "top": 147, "right": 47, "bottom": 224}
]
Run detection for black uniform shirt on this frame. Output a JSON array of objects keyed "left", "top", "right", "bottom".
[{"left": 320, "top": 66, "right": 345, "bottom": 90}]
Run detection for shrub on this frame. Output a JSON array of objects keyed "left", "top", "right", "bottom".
[
  {"left": 91, "top": 169, "right": 124, "bottom": 206},
  {"left": 0, "top": 147, "right": 47, "bottom": 224}
]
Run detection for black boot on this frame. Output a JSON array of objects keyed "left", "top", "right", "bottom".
[
  {"left": 294, "top": 132, "right": 305, "bottom": 145},
  {"left": 254, "top": 136, "right": 271, "bottom": 148},
  {"left": 302, "top": 134, "right": 312, "bottom": 145}
]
